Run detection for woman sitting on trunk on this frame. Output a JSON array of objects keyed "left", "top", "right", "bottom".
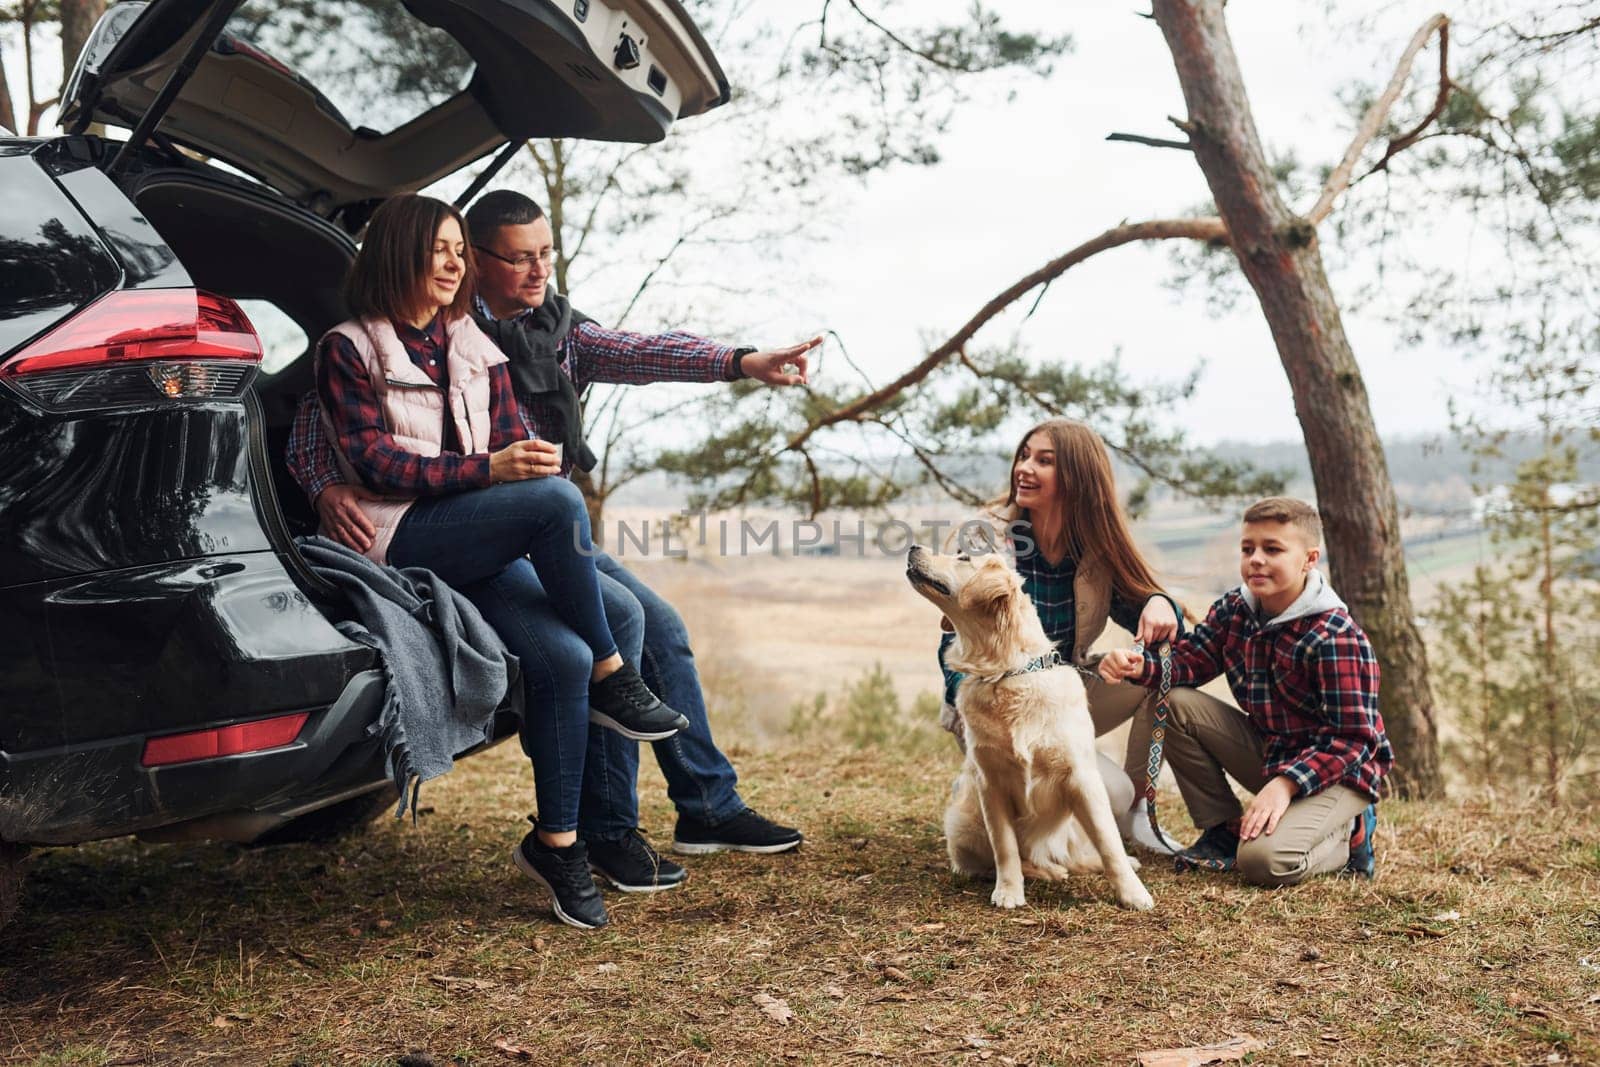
[{"left": 315, "top": 193, "right": 679, "bottom": 929}]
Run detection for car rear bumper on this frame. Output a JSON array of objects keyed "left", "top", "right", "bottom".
[{"left": 0, "top": 668, "right": 391, "bottom": 845}]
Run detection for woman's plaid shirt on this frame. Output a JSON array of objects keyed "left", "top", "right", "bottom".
[
  {"left": 1133, "top": 589, "right": 1393, "bottom": 799},
  {"left": 310, "top": 315, "right": 526, "bottom": 496},
  {"left": 289, "top": 307, "right": 738, "bottom": 500}
]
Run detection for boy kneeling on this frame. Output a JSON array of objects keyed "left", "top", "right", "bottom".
[{"left": 1099, "top": 497, "right": 1392, "bottom": 885}]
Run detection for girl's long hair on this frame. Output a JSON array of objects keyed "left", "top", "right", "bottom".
[
  {"left": 344, "top": 194, "right": 477, "bottom": 325},
  {"left": 996, "top": 419, "right": 1164, "bottom": 603}
]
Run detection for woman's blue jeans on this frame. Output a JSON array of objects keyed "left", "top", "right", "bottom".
[{"left": 388, "top": 477, "right": 617, "bottom": 833}]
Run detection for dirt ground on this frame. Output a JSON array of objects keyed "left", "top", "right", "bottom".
[
  {"left": 4, "top": 739, "right": 1598, "bottom": 1065},
  {"left": 7, "top": 524, "right": 1585, "bottom": 1065}
]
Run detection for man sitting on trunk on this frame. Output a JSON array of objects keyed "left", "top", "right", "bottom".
[{"left": 287, "top": 190, "right": 819, "bottom": 894}]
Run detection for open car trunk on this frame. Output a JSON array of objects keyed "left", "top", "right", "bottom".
[{"left": 63, "top": 0, "right": 729, "bottom": 229}]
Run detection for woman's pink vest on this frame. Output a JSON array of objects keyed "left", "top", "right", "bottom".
[{"left": 319, "top": 315, "right": 509, "bottom": 564}]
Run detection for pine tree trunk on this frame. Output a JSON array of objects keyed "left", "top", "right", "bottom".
[
  {"left": 1151, "top": 0, "right": 1444, "bottom": 797},
  {"left": 60, "top": 0, "right": 107, "bottom": 96},
  {"left": 0, "top": 52, "right": 17, "bottom": 134}
]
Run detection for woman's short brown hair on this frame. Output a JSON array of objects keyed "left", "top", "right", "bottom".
[{"left": 344, "top": 194, "right": 477, "bottom": 324}]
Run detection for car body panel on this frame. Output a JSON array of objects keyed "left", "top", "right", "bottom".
[
  {"left": 0, "top": 150, "right": 124, "bottom": 359},
  {"left": 0, "top": 553, "right": 374, "bottom": 752}
]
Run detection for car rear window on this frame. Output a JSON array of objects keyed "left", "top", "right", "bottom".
[{"left": 223, "top": 0, "right": 475, "bottom": 135}]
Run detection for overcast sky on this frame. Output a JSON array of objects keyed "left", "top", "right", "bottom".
[
  {"left": 750, "top": 0, "right": 1479, "bottom": 446},
  {"left": 3, "top": 0, "right": 1503, "bottom": 446}
]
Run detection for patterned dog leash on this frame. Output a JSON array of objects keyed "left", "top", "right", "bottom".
[{"left": 1138, "top": 641, "right": 1230, "bottom": 872}]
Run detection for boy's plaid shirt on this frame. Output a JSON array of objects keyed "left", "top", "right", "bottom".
[
  {"left": 1133, "top": 589, "right": 1393, "bottom": 799},
  {"left": 307, "top": 315, "right": 526, "bottom": 496},
  {"left": 288, "top": 304, "right": 738, "bottom": 500}
]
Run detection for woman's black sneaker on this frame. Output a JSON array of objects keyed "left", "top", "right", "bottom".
[
  {"left": 672, "top": 809, "right": 804, "bottom": 855},
  {"left": 588, "top": 829, "right": 688, "bottom": 892},
  {"left": 589, "top": 663, "right": 690, "bottom": 741},
  {"left": 513, "top": 831, "right": 609, "bottom": 929}
]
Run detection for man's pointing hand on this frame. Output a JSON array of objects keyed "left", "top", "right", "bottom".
[{"left": 740, "top": 336, "right": 822, "bottom": 387}]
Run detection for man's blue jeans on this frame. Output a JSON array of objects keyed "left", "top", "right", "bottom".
[
  {"left": 388, "top": 478, "right": 619, "bottom": 834},
  {"left": 580, "top": 552, "right": 745, "bottom": 839}
]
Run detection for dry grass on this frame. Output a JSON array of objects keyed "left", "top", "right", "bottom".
[{"left": 3, "top": 736, "right": 1599, "bottom": 1067}]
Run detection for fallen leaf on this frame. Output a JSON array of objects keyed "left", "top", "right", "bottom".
[
  {"left": 532, "top": 937, "right": 547, "bottom": 953},
  {"left": 1008, "top": 917, "right": 1040, "bottom": 927},
  {"left": 428, "top": 974, "right": 496, "bottom": 992},
  {"left": 882, "top": 966, "right": 911, "bottom": 983},
  {"left": 1430, "top": 910, "right": 1462, "bottom": 922},
  {"left": 965, "top": 1034, "right": 990, "bottom": 1048},
  {"left": 752, "top": 992, "right": 794, "bottom": 1026},
  {"left": 1519, "top": 1006, "right": 1554, "bottom": 1019},
  {"left": 916, "top": 922, "right": 946, "bottom": 932},
  {"left": 209, "top": 1016, "right": 235, "bottom": 1030},
  {"left": 596, "top": 963, "right": 619, "bottom": 974},
  {"left": 825, "top": 985, "right": 846, "bottom": 999},
  {"left": 493, "top": 1038, "right": 534, "bottom": 1061},
  {"left": 1320, "top": 1032, "right": 1341, "bottom": 1042},
  {"left": 375, "top": 919, "right": 394, "bottom": 930},
  {"left": 1135, "top": 1036, "right": 1265, "bottom": 1067}
]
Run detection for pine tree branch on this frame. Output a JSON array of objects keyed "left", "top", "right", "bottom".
[
  {"left": 1308, "top": 13, "right": 1451, "bottom": 227},
  {"left": 783, "top": 216, "right": 1228, "bottom": 452},
  {"left": 1106, "top": 131, "right": 1193, "bottom": 151}
]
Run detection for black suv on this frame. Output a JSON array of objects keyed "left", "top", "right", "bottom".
[{"left": 0, "top": 0, "right": 727, "bottom": 928}]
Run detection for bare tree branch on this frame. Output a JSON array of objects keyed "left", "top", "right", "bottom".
[
  {"left": 783, "top": 216, "right": 1228, "bottom": 452},
  {"left": 1106, "top": 131, "right": 1193, "bottom": 151},
  {"left": 841, "top": 0, "right": 976, "bottom": 73},
  {"left": 1308, "top": 13, "right": 1450, "bottom": 227}
]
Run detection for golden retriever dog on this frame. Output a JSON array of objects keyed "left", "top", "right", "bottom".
[{"left": 907, "top": 545, "right": 1154, "bottom": 912}]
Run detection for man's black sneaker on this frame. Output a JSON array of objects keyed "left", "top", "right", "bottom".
[
  {"left": 589, "top": 663, "right": 689, "bottom": 741},
  {"left": 672, "top": 809, "right": 804, "bottom": 855},
  {"left": 588, "top": 829, "right": 688, "bottom": 893},
  {"left": 513, "top": 831, "right": 609, "bottom": 929},
  {"left": 1173, "top": 822, "right": 1240, "bottom": 873}
]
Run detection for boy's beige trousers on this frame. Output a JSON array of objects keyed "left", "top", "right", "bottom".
[{"left": 1149, "top": 685, "right": 1371, "bottom": 887}]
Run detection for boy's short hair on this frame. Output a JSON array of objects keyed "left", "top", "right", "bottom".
[{"left": 1243, "top": 496, "right": 1323, "bottom": 546}]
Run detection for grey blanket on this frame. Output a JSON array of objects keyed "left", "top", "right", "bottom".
[{"left": 298, "top": 537, "right": 518, "bottom": 818}]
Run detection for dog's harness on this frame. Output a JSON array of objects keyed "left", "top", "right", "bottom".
[{"left": 1140, "top": 642, "right": 1232, "bottom": 872}]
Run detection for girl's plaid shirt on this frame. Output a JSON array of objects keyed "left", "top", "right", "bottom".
[{"left": 1133, "top": 590, "right": 1394, "bottom": 799}]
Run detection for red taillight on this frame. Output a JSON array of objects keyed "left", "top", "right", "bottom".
[
  {"left": 141, "top": 712, "right": 310, "bottom": 768},
  {"left": 0, "top": 288, "right": 261, "bottom": 411}
]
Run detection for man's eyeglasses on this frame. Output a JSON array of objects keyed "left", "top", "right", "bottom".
[{"left": 474, "top": 245, "right": 555, "bottom": 274}]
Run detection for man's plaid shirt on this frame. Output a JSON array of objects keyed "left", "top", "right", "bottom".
[
  {"left": 288, "top": 299, "right": 739, "bottom": 502},
  {"left": 1132, "top": 588, "right": 1393, "bottom": 799},
  {"left": 307, "top": 314, "right": 527, "bottom": 496}
]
